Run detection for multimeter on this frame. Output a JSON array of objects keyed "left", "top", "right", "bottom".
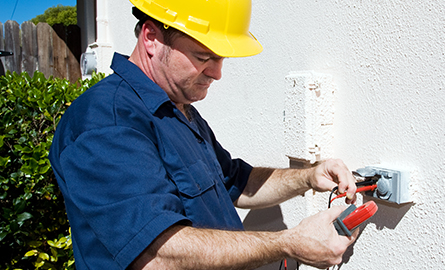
[{"left": 333, "top": 201, "right": 378, "bottom": 236}]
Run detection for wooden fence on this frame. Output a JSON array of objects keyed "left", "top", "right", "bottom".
[{"left": 0, "top": 20, "right": 81, "bottom": 82}]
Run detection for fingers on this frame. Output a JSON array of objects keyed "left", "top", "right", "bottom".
[
  {"left": 326, "top": 159, "right": 357, "bottom": 202},
  {"left": 325, "top": 206, "right": 359, "bottom": 241},
  {"left": 349, "top": 227, "right": 360, "bottom": 244},
  {"left": 327, "top": 207, "right": 360, "bottom": 262}
]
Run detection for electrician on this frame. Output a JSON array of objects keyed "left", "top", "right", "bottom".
[{"left": 49, "top": 0, "right": 358, "bottom": 269}]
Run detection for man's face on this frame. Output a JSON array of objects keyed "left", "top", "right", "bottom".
[{"left": 151, "top": 35, "right": 224, "bottom": 106}]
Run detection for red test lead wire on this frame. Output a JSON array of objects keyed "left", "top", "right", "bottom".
[{"left": 329, "top": 184, "right": 378, "bottom": 204}]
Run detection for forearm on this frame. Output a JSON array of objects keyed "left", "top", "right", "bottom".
[
  {"left": 235, "top": 159, "right": 358, "bottom": 209},
  {"left": 129, "top": 206, "right": 357, "bottom": 270},
  {"left": 235, "top": 167, "right": 313, "bottom": 209},
  {"left": 129, "top": 225, "right": 287, "bottom": 270}
]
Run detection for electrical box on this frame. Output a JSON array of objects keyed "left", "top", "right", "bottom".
[{"left": 355, "top": 165, "right": 410, "bottom": 204}]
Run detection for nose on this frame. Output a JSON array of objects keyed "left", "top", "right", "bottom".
[{"left": 203, "top": 58, "right": 224, "bottom": 80}]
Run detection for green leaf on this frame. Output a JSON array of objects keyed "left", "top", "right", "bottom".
[
  {"left": 0, "top": 156, "right": 10, "bottom": 167},
  {"left": 17, "top": 212, "right": 33, "bottom": 223},
  {"left": 28, "top": 240, "right": 43, "bottom": 248},
  {"left": 38, "top": 252, "right": 50, "bottom": 260},
  {"left": 47, "top": 240, "right": 56, "bottom": 247},
  {"left": 57, "top": 236, "right": 67, "bottom": 244},
  {"left": 35, "top": 259, "right": 45, "bottom": 268},
  {"left": 25, "top": 249, "right": 39, "bottom": 257},
  {"left": 0, "top": 231, "right": 8, "bottom": 242},
  {"left": 50, "top": 247, "right": 58, "bottom": 262},
  {"left": 14, "top": 144, "right": 33, "bottom": 153},
  {"left": 14, "top": 199, "right": 27, "bottom": 213}
]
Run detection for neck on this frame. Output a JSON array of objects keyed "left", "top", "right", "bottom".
[
  {"left": 129, "top": 37, "right": 192, "bottom": 121},
  {"left": 129, "top": 39, "right": 155, "bottom": 81},
  {"left": 177, "top": 104, "right": 192, "bottom": 121}
]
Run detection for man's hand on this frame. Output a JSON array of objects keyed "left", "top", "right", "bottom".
[
  {"left": 309, "top": 159, "right": 357, "bottom": 204},
  {"left": 282, "top": 206, "right": 359, "bottom": 269}
]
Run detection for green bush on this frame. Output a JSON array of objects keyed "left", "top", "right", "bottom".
[{"left": 0, "top": 71, "right": 104, "bottom": 269}]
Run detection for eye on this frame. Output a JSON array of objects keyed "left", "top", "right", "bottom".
[
  {"left": 195, "top": 55, "right": 210, "bottom": 63},
  {"left": 197, "top": 57, "right": 209, "bottom": 63}
]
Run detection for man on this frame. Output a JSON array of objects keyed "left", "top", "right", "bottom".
[{"left": 49, "top": 0, "right": 358, "bottom": 269}]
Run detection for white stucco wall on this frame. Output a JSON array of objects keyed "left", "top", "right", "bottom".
[{"left": 93, "top": 0, "right": 445, "bottom": 269}]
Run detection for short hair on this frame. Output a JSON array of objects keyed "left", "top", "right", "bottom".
[{"left": 132, "top": 7, "right": 185, "bottom": 46}]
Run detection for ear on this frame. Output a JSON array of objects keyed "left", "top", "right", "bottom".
[{"left": 140, "top": 20, "right": 160, "bottom": 57}]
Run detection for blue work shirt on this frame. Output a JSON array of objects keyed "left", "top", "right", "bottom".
[{"left": 49, "top": 53, "right": 253, "bottom": 269}]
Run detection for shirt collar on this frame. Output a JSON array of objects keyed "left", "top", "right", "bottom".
[{"left": 110, "top": 52, "right": 171, "bottom": 114}]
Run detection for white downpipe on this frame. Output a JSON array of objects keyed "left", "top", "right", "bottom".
[
  {"left": 84, "top": 0, "right": 113, "bottom": 77},
  {"left": 96, "top": 0, "right": 109, "bottom": 45}
]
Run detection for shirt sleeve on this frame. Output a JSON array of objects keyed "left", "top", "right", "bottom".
[
  {"left": 59, "top": 125, "right": 189, "bottom": 268},
  {"left": 213, "top": 140, "right": 253, "bottom": 202},
  {"left": 190, "top": 110, "right": 253, "bottom": 202}
]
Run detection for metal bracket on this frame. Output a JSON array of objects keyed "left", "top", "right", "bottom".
[{"left": 0, "top": 51, "right": 13, "bottom": 57}]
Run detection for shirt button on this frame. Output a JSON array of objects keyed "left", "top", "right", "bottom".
[{"left": 196, "top": 137, "right": 203, "bottom": 143}]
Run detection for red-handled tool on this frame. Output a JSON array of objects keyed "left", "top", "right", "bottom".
[{"left": 333, "top": 201, "right": 378, "bottom": 236}]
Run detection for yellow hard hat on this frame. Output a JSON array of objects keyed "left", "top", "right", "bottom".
[{"left": 129, "top": 0, "right": 263, "bottom": 57}]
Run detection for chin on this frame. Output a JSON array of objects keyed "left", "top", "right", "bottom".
[
  {"left": 189, "top": 90, "right": 208, "bottom": 102},
  {"left": 189, "top": 96, "right": 207, "bottom": 103}
]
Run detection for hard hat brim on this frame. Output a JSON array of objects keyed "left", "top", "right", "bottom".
[{"left": 193, "top": 31, "right": 263, "bottom": 58}]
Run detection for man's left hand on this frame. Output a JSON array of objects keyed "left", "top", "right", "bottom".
[{"left": 309, "top": 159, "right": 357, "bottom": 204}]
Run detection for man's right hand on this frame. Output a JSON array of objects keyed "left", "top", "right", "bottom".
[{"left": 282, "top": 206, "right": 359, "bottom": 269}]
